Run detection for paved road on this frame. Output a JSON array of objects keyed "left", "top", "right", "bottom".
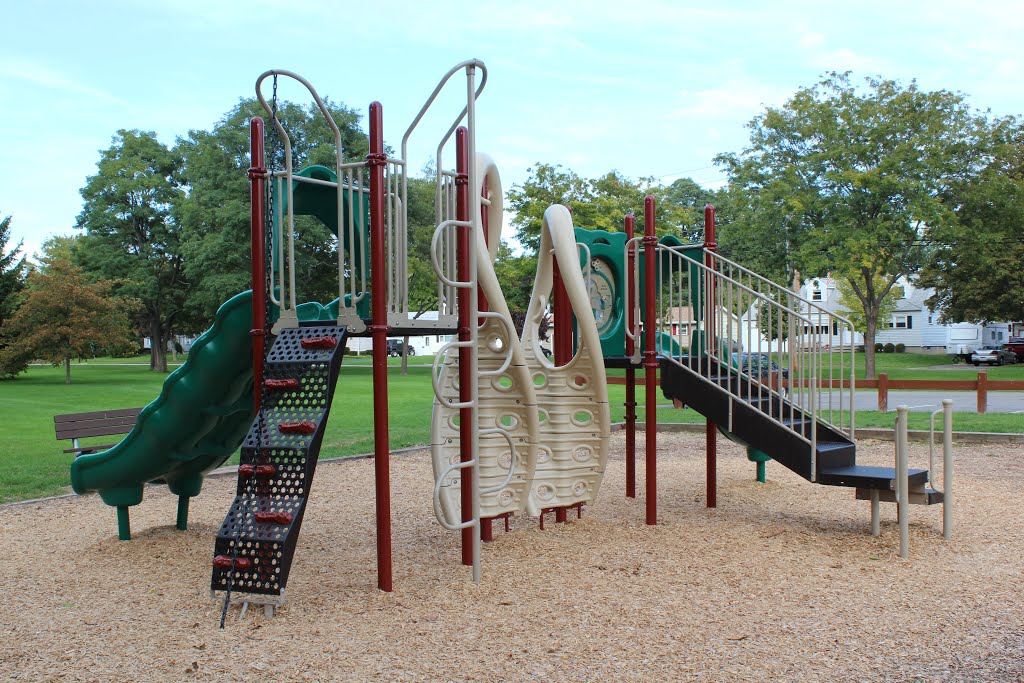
[{"left": 815, "top": 389, "right": 1024, "bottom": 414}]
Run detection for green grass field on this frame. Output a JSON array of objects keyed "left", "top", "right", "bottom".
[{"left": 1, "top": 352, "right": 1020, "bottom": 503}]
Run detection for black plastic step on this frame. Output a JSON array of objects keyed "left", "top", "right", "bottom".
[{"left": 818, "top": 465, "right": 928, "bottom": 490}]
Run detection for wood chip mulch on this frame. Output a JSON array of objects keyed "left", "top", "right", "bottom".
[{"left": 2, "top": 432, "right": 1022, "bottom": 682}]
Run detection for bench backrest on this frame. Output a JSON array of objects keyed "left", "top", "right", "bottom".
[{"left": 54, "top": 408, "right": 143, "bottom": 440}]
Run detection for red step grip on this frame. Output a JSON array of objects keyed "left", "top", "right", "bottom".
[
  {"left": 255, "top": 464, "right": 276, "bottom": 477},
  {"left": 264, "top": 378, "right": 299, "bottom": 390},
  {"left": 255, "top": 511, "right": 294, "bottom": 525},
  {"left": 278, "top": 421, "right": 316, "bottom": 434},
  {"left": 238, "top": 464, "right": 255, "bottom": 478},
  {"left": 213, "top": 555, "right": 252, "bottom": 570},
  {"left": 300, "top": 336, "right": 337, "bottom": 349}
]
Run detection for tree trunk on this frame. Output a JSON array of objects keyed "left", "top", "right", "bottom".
[
  {"left": 64, "top": 356, "right": 71, "bottom": 385},
  {"left": 864, "top": 320, "right": 877, "bottom": 380},
  {"left": 150, "top": 320, "right": 168, "bottom": 373},
  {"left": 401, "top": 334, "right": 410, "bottom": 376}
]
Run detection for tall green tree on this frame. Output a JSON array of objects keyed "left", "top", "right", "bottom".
[
  {"left": 0, "top": 213, "right": 27, "bottom": 341},
  {"left": 175, "top": 97, "right": 369, "bottom": 321},
  {"left": 920, "top": 117, "right": 1024, "bottom": 323},
  {"left": 0, "top": 259, "right": 137, "bottom": 383},
  {"left": 717, "top": 73, "right": 988, "bottom": 377},
  {"left": 76, "top": 129, "right": 187, "bottom": 373}
]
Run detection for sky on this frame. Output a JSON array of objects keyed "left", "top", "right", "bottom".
[{"left": 3, "top": 0, "right": 1023, "bottom": 260}]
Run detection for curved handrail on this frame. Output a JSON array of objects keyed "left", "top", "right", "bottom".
[{"left": 432, "top": 458, "right": 480, "bottom": 530}]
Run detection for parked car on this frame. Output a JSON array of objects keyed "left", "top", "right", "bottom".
[
  {"left": 385, "top": 339, "right": 416, "bottom": 357},
  {"left": 970, "top": 346, "right": 1017, "bottom": 366},
  {"left": 1005, "top": 337, "right": 1024, "bottom": 362},
  {"left": 730, "top": 352, "right": 789, "bottom": 379}
]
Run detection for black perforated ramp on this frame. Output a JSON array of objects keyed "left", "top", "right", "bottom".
[{"left": 211, "top": 325, "right": 347, "bottom": 598}]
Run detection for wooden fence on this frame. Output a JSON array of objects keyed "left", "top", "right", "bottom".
[{"left": 608, "top": 371, "right": 1024, "bottom": 414}]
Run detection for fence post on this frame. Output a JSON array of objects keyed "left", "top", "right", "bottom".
[
  {"left": 878, "top": 373, "right": 888, "bottom": 412},
  {"left": 977, "top": 371, "right": 987, "bottom": 414}
]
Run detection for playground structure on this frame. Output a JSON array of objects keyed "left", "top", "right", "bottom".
[{"left": 66, "top": 59, "right": 956, "bottom": 620}]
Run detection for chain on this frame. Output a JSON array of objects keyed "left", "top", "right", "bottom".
[{"left": 220, "top": 76, "right": 281, "bottom": 629}]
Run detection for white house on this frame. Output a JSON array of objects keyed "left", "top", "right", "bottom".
[{"left": 801, "top": 275, "right": 1016, "bottom": 355}]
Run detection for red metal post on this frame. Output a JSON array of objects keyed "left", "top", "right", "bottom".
[
  {"left": 643, "top": 196, "right": 658, "bottom": 525},
  {"left": 624, "top": 213, "right": 637, "bottom": 498},
  {"left": 248, "top": 117, "right": 267, "bottom": 415},
  {"left": 704, "top": 204, "right": 718, "bottom": 509},
  {"left": 367, "top": 103, "right": 393, "bottom": 591},
  {"left": 456, "top": 128, "right": 474, "bottom": 565},
  {"left": 553, "top": 257, "right": 572, "bottom": 365}
]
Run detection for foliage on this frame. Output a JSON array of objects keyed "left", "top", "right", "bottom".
[
  {"left": 506, "top": 164, "right": 700, "bottom": 253},
  {"left": 895, "top": 343, "right": 906, "bottom": 353},
  {"left": 0, "top": 213, "right": 27, "bottom": 341},
  {"left": 920, "top": 116, "right": 1024, "bottom": 323},
  {"left": 0, "top": 260, "right": 137, "bottom": 383},
  {"left": 75, "top": 129, "right": 187, "bottom": 373},
  {"left": 883, "top": 343, "right": 895, "bottom": 353},
  {"left": 717, "top": 72, "right": 988, "bottom": 377},
  {"left": 836, "top": 276, "right": 903, "bottom": 334},
  {"left": 175, "top": 97, "right": 369, "bottom": 321}
]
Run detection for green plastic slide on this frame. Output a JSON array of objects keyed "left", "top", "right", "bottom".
[
  {"left": 71, "top": 291, "right": 261, "bottom": 510},
  {"left": 70, "top": 292, "right": 344, "bottom": 539}
]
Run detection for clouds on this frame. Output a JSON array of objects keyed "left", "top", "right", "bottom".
[{"left": 0, "top": 59, "right": 124, "bottom": 104}]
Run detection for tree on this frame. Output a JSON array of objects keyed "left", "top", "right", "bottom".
[
  {"left": 717, "top": 73, "right": 988, "bottom": 378},
  {"left": 0, "top": 260, "right": 137, "bottom": 383},
  {"left": 836, "top": 276, "right": 903, "bottom": 337},
  {"left": 175, "top": 97, "right": 369, "bottom": 323},
  {"left": 76, "top": 130, "right": 187, "bottom": 373},
  {"left": 0, "top": 213, "right": 27, "bottom": 342},
  {"left": 920, "top": 117, "right": 1024, "bottom": 323}
]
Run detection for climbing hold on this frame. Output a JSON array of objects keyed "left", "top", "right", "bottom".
[
  {"left": 264, "top": 378, "right": 300, "bottom": 390},
  {"left": 255, "top": 511, "right": 294, "bottom": 525},
  {"left": 255, "top": 464, "right": 276, "bottom": 477},
  {"left": 278, "top": 421, "right": 316, "bottom": 434},
  {"left": 238, "top": 464, "right": 255, "bottom": 478},
  {"left": 212, "top": 555, "right": 251, "bottom": 570},
  {"left": 300, "top": 336, "right": 337, "bottom": 349}
]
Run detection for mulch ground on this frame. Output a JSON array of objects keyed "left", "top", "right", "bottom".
[{"left": 2, "top": 431, "right": 1022, "bottom": 682}]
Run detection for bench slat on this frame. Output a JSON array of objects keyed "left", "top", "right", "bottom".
[
  {"left": 55, "top": 422, "right": 138, "bottom": 440},
  {"left": 54, "top": 407, "right": 143, "bottom": 424}
]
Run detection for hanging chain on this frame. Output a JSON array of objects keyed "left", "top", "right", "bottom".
[{"left": 220, "top": 75, "right": 282, "bottom": 628}]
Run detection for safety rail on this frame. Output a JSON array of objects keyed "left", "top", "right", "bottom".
[
  {"left": 887, "top": 401, "right": 953, "bottom": 558},
  {"left": 254, "top": 61, "right": 486, "bottom": 335},
  {"left": 640, "top": 240, "right": 856, "bottom": 481}
]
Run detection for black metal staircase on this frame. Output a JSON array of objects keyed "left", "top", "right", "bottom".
[
  {"left": 211, "top": 325, "right": 347, "bottom": 601},
  {"left": 659, "top": 355, "right": 936, "bottom": 497}
]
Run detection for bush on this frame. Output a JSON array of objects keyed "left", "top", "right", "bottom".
[
  {"left": 883, "top": 342, "right": 895, "bottom": 353},
  {"left": 895, "top": 343, "right": 906, "bottom": 353},
  {"left": 874, "top": 343, "right": 884, "bottom": 353}
]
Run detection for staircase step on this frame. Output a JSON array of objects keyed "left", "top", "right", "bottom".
[
  {"left": 855, "top": 486, "right": 944, "bottom": 505},
  {"left": 818, "top": 465, "right": 928, "bottom": 490}
]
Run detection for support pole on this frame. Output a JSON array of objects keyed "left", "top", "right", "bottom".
[
  {"left": 643, "top": 196, "right": 658, "bottom": 525},
  {"left": 248, "top": 117, "right": 268, "bottom": 415},
  {"left": 367, "top": 102, "right": 393, "bottom": 592},
  {"left": 896, "top": 405, "right": 909, "bottom": 559},
  {"left": 704, "top": 204, "right": 718, "bottom": 509},
  {"left": 176, "top": 496, "right": 189, "bottom": 531},
  {"left": 456, "top": 128, "right": 474, "bottom": 565},
  {"left": 117, "top": 506, "right": 131, "bottom": 541},
  {"left": 942, "top": 398, "right": 953, "bottom": 540},
  {"left": 624, "top": 213, "right": 637, "bottom": 499},
  {"left": 870, "top": 490, "right": 880, "bottom": 537}
]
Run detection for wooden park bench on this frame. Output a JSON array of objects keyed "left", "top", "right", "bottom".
[{"left": 54, "top": 407, "right": 143, "bottom": 457}]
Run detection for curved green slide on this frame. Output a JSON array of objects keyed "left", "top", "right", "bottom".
[{"left": 70, "top": 291, "right": 341, "bottom": 539}]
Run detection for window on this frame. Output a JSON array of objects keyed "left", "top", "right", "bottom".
[
  {"left": 812, "top": 289, "right": 822, "bottom": 301},
  {"left": 889, "top": 315, "right": 913, "bottom": 329}
]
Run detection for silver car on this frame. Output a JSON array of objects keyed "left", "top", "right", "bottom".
[{"left": 971, "top": 346, "right": 1018, "bottom": 366}]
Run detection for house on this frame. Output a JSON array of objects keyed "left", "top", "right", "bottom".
[{"left": 801, "top": 275, "right": 1017, "bottom": 355}]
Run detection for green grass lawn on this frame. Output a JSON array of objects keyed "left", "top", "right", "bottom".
[{"left": 1, "top": 355, "right": 1021, "bottom": 504}]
